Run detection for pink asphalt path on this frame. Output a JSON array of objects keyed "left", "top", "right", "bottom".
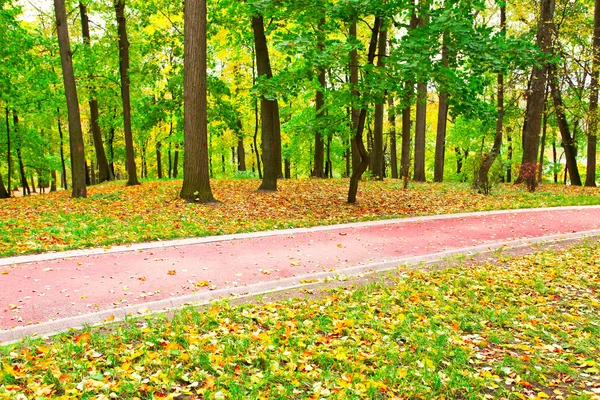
[{"left": 1, "top": 206, "right": 600, "bottom": 342}]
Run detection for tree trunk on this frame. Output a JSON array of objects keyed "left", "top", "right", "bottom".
[
  {"left": 350, "top": 20, "right": 361, "bottom": 173},
  {"left": 173, "top": 146, "right": 179, "bottom": 178},
  {"left": 434, "top": 34, "right": 449, "bottom": 183},
  {"left": 13, "top": 112, "right": 30, "bottom": 196},
  {"left": 0, "top": 170, "right": 8, "bottom": 199},
  {"left": 413, "top": 82, "right": 427, "bottom": 181},
  {"left": 57, "top": 109, "right": 68, "bottom": 189},
  {"left": 587, "top": 0, "right": 600, "bottom": 186},
  {"left": 312, "top": 18, "right": 326, "bottom": 178},
  {"left": 51, "top": 170, "right": 57, "bottom": 192},
  {"left": 518, "top": 0, "right": 555, "bottom": 184},
  {"left": 115, "top": 0, "right": 140, "bottom": 186},
  {"left": 252, "top": 15, "right": 280, "bottom": 191},
  {"left": 80, "top": 2, "right": 113, "bottom": 183},
  {"left": 548, "top": 62, "right": 582, "bottom": 185},
  {"left": 156, "top": 142, "right": 163, "bottom": 178},
  {"left": 5, "top": 108, "right": 11, "bottom": 193},
  {"left": 401, "top": 103, "right": 412, "bottom": 181},
  {"left": 348, "top": 16, "right": 381, "bottom": 203},
  {"left": 237, "top": 133, "right": 246, "bottom": 172},
  {"left": 55, "top": 0, "right": 87, "bottom": 198},
  {"left": 538, "top": 88, "right": 549, "bottom": 182},
  {"left": 372, "top": 23, "right": 387, "bottom": 180},
  {"left": 474, "top": 4, "right": 505, "bottom": 193},
  {"left": 507, "top": 129, "right": 513, "bottom": 182},
  {"left": 388, "top": 97, "right": 398, "bottom": 179}
]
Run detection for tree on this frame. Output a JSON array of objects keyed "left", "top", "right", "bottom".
[
  {"left": 115, "top": 0, "right": 140, "bottom": 186},
  {"left": 180, "top": 0, "right": 215, "bottom": 202},
  {"left": 433, "top": 33, "right": 449, "bottom": 183},
  {"left": 517, "top": 0, "right": 555, "bottom": 186},
  {"left": 252, "top": 14, "right": 281, "bottom": 191},
  {"left": 372, "top": 21, "right": 387, "bottom": 180},
  {"left": 474, "top": 2, "right": 506, "bottom": 193},
  {"left": 54, "top": 0, "right": 87, "bottom": 198},
  {"left": 80, "top": 2, "right": 113, "bottom": 184},
  {"left": 587, "top": 0, "right": 600, "bottom": 187},
  {"left": 348, "top": 16, "right": 381, "bottom": 203}
]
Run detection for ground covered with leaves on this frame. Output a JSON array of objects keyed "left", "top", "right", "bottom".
[
  {"left": 2, "top": 179, "right": 600, "bottom": 257},
  {"left": 1, "top": 241, "right": 599, "bottom": 399}
]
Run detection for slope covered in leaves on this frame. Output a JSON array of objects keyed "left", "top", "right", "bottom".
[
  {"left": 1, "top": 242, "right": 599, "bottom": 398},
  {"left": 1, "top": 179, "right": 600, "bottom": 257}
]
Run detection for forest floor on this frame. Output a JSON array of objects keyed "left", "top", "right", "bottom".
[{"left": 1, "top": 180, "right": 600, "bottom": 398}]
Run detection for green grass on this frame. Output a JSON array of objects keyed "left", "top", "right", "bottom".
[{"left": 1, "top": 241, "right": 599, "bottom": 399}]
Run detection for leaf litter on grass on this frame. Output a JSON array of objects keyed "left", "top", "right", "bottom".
[
  {"left": 1, "top": 241, "right": 599, "bottom": 399},
  {"left": 1, "top": 179, "right": 599, "bottom": 257}
]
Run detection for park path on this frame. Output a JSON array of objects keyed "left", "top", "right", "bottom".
[{"left": 1, "top": 206, "right": 600, "bottom": 343}]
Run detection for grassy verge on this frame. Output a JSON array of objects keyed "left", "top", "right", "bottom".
[
  {"left": 1, "top": 179, "right": 599, "bottom": 258},
  {"left": 1, "top": 241, "right": 599, "bottom": 399}
]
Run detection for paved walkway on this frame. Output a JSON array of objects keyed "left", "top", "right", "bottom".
[{"left": 1, "top": 206, "right": 600, "bottom": 343}]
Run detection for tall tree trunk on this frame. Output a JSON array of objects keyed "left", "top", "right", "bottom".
[
  {"left": 80, "top": 2, "right": 113, "bottom": 183},
  {"left": 552, "top": 139, "right": 558, "bottom": 183},
  {"left": 55, "top": 0, "right": 87, "bottom": 198},
  {"left": 548, "top": 62, "right": 582, "bottom": 185},
  {"left": 474, "top": 4, "right": 505, "bottom": 193},
  {"left": 413, "top": 82, "right": 427, "bottom": 181},
  {"left": 388, "top": 97, "right": 398, "bottom": 179},
  {"left": 348, "top": 16, "right": 381, "bottom": 203},
  {"left": 312, "top": 18, "right": 326, "bottom": 178},
  {"left": 434, "top": 34, "right": 450, "bottom": 183},
  {"left": 372, "top": 23, "right": 387, "bottom": 180},
  {"left": 115, "top": 0, "right": 140, "bottom": 186},
  {"left": 538, "top": 88, "right": 549, "bottom": 182},
  {"left": 5, "top": 107, "right": 11, "bottom": 193},
  {"left": 349, "top": 20, "right": 361, "bottom": 173},
  {"left": 401, "top": 103, "right": 412, "bottom": 181},
  {"left": 156, "top": 142, "right": 163, "bottom": 179},
  {"left": 518, "top": 0, "right": 555, "bottom": 184},
  {"left": 252, "top": 15, "right": 280, "bottom": 191},
  {"left": 587, "top": 0, "right": 600, "bottom": 186},
  {"left": 507, "top": 129, "right": 513, "bottom": 182}
]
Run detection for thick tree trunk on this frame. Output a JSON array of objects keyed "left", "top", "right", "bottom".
[
  {"left": 388, "top": 97, "right": 398, "bottom": 179},
  {"left": 115, "top": 0, "right": 140, "bottom": 186},
  {"left": 475, "top": 4, "right": 505, "bottom": 193},
  {"left": 538, "top": 89, "right": 549, "bottom": 182},
  {"left": 413, "top": 82, "right": 427, "bottom": 181},
  {"left": 312, "top": 18, "right": 326, "bottom": 178},
  {"left": 548, "top": 63, "right": 582, "bottom": 186},
  {"left": 55, "top": 0, "right": 87, "bottom": 198},
  {"left": 518, "top": 0, "right": 555, "bottom": 184},
  {"left": 434, "top": 34, "right": 449, "bottom": 183},
  {"left": 372, "top": 24, "right": 387, "bottom": 180},
  {"left": 348, "top": 16, "right": 381, "bottom": 203},
  {"left": 252, "top": 15, "right": 280, "bottom": 191},
  {"left": 80, "top": 2, "right": 113, "bottom": 183},
  {"left": 587, "top": 0, "right": 600, "bottom": 186}
]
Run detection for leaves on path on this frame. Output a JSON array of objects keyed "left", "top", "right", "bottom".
[{"left": 1, "top": 242, "right": 599, "bottom": 398}]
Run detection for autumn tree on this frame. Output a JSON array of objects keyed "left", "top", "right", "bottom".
[
  {"left": 54, "top": 0, "right": 87, "bottom": 198},
  {"left": 180, "top": 0, "right": 215, "bottom": 202}
]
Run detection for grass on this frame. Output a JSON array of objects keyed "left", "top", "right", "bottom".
[
  {"left": 1, "top": 241, "right": 599, "bottom": 399},
  {"left": 1, "top": 178, "right": 599, "bottom": 258}
]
